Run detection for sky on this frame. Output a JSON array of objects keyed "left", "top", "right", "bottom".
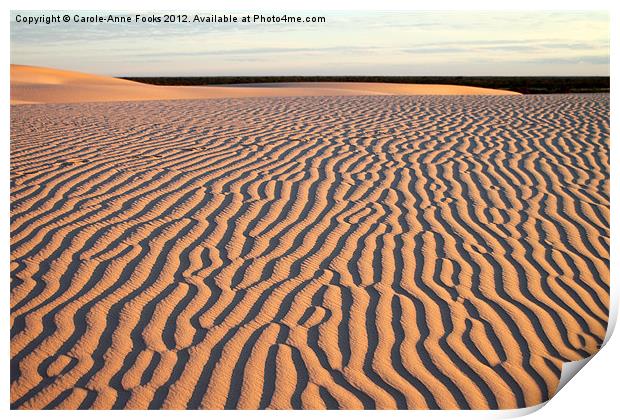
[{"left": 10, "top": 11, "right": 609, "bottom": 77}]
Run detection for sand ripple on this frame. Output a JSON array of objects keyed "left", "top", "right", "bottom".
[{"left": 10, "top": 94, "right": 609, "bottom": 409}]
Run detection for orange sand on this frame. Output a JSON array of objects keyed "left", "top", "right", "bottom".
[
  {"left": 10, "top": 67, "right": 608, "bottom": 410},
  {"left": 11, "top": 65, "right": 521, "bottom": 104}
]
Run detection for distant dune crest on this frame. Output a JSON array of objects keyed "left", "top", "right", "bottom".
[{"left": 10, "top": 65, "right": 521, "bottom": 105}]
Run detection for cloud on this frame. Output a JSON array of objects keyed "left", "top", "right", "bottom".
[
  {"left": 524, "top": 55, "right": 609, "bottom": 65},
  {"left": 10, "top": 11, "right": 609, "bottom": 76},
  {"left": 401, "top": 39, "right": 608, "bottom": 55},
  {"left": 126, "top": 45, "right": 381, "bottom": 58}
]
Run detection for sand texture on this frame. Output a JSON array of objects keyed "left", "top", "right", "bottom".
[
  {"left": 10, "top": 93, "right": 609, "bottom": 409},
  {"left": 11, "top": 65, "right": 520, "bottom": 104}
]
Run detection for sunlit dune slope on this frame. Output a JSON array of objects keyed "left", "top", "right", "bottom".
[{"left": 11, "top": 65, "right": 521, "bottom": 104}]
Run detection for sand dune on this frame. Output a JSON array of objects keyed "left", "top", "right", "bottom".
[
  {"left": 11, "top": 65, "right": 520, "bottom": 104},
  {"left": 10, "top": 92, "right": 608, "bottom": 409}
]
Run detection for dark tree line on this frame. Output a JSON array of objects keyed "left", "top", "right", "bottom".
[{"left": 121, "top": 76, "right": 609, "bottom": 94}]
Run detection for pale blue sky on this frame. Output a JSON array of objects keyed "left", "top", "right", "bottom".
[{"left": 10, "top": 11, "right": 609, "bottom": 76}]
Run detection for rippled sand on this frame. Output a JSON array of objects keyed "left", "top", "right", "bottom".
[{"left": 10, "top": 94, "right": 609, "bottom": 409}]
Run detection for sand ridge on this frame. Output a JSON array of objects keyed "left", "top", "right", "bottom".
[
  {"left": 10, "top": 93, "right": 609, "bottom": 409},
  {"left": 11, "top": 65, "right": 521, "bottom": 104}
]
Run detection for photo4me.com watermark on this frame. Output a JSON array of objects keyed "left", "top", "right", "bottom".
[{"left": 14, "top": 13, "right": 327, "bottom": 25}]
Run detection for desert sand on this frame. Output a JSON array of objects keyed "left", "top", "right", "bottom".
[
  {"left": 10, "top": 67, "right": 609, "bottom": 409},
  {"left": 11, "top": 65, "right": 521, "bottom": 104}
]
